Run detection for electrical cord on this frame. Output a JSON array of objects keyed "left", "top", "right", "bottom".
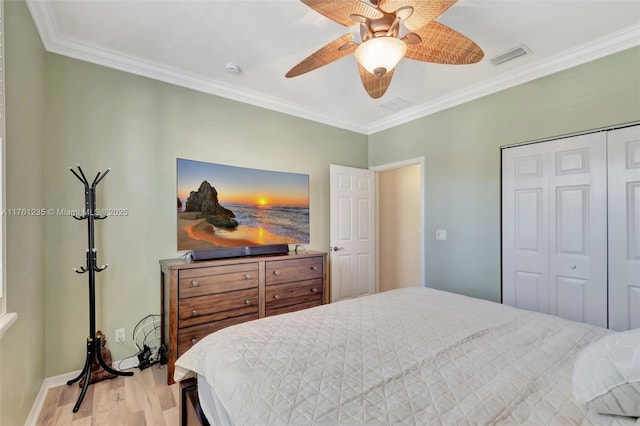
[
  {"left": 117, "top": 352, "right": 140, "bottom": 371},
  {"left": 131, "top": 314, "right": 166, "bottom": 369},
  {"left": 112, "top": 314, "right": 165, "bottom": 371}
]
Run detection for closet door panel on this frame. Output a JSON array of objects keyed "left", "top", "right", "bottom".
[
  {"left": 608, "top": 125, "right": 640, "bottom": 331},
  {"left": 514, "top": 271, "right": 542, "bottom": 311},
  {"left": 502, "top": 143, "right": 549, "bottom": 313},
  {"left": 556, "top": 276, "right": 588, "bottom": 323},
  {"left": 548, "top": 133, "right": 607, "bottom": 328}
]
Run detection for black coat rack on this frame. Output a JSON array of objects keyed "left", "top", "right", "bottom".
[{"left": 66, "top": 165, "right": 133, "bottom": 413}]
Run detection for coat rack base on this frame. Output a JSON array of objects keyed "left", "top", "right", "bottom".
[{"left": 66, "top": 334, "right": 133, "bottom": 412}]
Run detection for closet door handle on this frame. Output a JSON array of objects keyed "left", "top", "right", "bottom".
[{"left": 569, "top": 265, "right": 577, "bottom": 270}]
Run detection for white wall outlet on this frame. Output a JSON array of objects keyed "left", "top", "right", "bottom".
[
  {"left": 435, "top": 229, "right": 447, "bottom": 240},
  {"left": 115, "top": 328, "right": 126, "bottom": 343}
]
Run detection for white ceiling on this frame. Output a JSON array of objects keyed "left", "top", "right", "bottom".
[{"left": 26, "top": 0, "right": 640, "bottom": 134}]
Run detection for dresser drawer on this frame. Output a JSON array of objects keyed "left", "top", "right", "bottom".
[
  {"left": 265, "top": 278, "right": 323, "bottom": 311},
  {"left": 265, "top": 256, "right": 323, "bottom": 285},
  {"left": 177, "top": 313, "right": 259, "bottom": 357},
  {"left": 178, "top": 288, "right": 258, "bottom": 328},
  {"left": 267, "top": 300, "right": 323, "bottom": 317},
  {"left": 179, "top": 263, "right": 258, "bottom": 299}
]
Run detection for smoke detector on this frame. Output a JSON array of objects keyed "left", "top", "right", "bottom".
[{"left": 224, "top": 63, "right": 241, "bottom": 74}]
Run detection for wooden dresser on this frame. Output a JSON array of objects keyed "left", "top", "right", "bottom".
[{"left": 160, "top": 251, "right": 327, "bottom": 384}]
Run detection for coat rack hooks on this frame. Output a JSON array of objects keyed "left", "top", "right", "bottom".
[{"left": 65, "top": 164, "right": 132, "bottom": 413}]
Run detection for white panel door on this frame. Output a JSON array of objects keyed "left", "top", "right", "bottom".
[
  {"left": 503, "top": 133, "right": 607, "bottom": 327},
  {"left": 329, "top": 164, "right": 375, "bottom": 302},
  {"left": 548, "top": 133, "right": 607, "bottom": 328},
  {"left": 502, "top": 143, "right": 550, "bottom": 313},
  {"left": 608, "top": 125, "right": 640, "bottom": 331}
]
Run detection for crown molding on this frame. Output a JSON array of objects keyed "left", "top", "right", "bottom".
[
  {"left": 368, "top": 24, "right": 640, "bottom": 134},
  {"left": 26, "top": 1, "right": 639, "bottom": 136},
  {"left": 25, "top": 0, "right": 369, "bottom": 134}
]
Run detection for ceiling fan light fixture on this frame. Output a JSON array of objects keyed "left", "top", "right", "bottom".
[{"left": 354, "top": 37, "right": 407, "bottom": 77}]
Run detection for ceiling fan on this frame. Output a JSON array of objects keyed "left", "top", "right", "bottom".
[{"left": 285, "top": 0, "right": 484, "bottom": 99}]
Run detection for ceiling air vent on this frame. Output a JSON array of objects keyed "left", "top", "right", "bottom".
[
  {"left": 380, "top": 97, "right": 412, "bottom": 112},
  {"left": 490, "top": 44, "right": 531, "bottom": 66}
]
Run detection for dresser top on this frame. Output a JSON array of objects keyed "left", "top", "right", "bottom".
[{"left": 160, "top": 250, "right": 326, "bottom": 270}]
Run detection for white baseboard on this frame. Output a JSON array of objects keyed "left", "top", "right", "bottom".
[
  {"left": 116, "top": 355, "right": 139, "bottom": 371},
  {"left": 25, "top": 359, "right": 139, "bottom": 426},
  {"left": 24, "top": 370, "right": 80, "bottom": 426}
]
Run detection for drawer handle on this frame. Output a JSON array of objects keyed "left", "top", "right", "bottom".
[
  {"left": 273, "top": 271, "right": 281, "bottom": 276},
  {"left": 274, "top": 294, "right": 280, "bottom": 300},
  {"left": 311, "top": 266, "right": 318, "bottom": 271},
  {"left": 191, "top": 338, "right": 197, "bottom": 345},
  {"left": 244, "top": 274, "right": 251, "bottom": 279},
  {"left": 245, "top": 299, "right": 251, "bottom": 305},
  {"left": 191, "top": 281, "right": 198, "bottom": 287},
  {"left": 192, "top": 310, "right": 198, "bottom": 317},
  {"left": 311, "top": 287, "right": 318, "bottom": 293}
]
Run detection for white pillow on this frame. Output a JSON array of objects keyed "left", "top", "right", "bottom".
[{"left": 573, "top": 328, "right": 640, "bottom": 418}]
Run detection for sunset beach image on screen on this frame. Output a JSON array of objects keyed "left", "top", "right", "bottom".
[{"left": 177, "top": 158, "right": 310, "bottom": 251}]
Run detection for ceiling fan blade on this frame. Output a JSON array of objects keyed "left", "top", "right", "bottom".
[
  {"left": 301, "top": 0, "right": 383, "bottom": 27},
  {"left": 357, "top": 63, "right": 395, "bottom": 99},
  {"left": 286, "top": 34, "right": 357, "bottom": 78},
  {"left": 405, "top": 21, "right": 484, "bottom": 64},
  {"left": 378, "top": 0, "right": 457, "bottom": 31}
]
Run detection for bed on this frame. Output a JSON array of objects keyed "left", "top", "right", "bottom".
[{"left": 174, "top": 287, "right": 639, "bottom": 425}]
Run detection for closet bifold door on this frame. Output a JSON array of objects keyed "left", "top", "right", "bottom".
[
  {"left": 502, "top": 142, "right": 550, "bottom": 314},
  {"left": 548, "top": 133, "right": 607, "bottom": 328},
  {"left": 502, "top": 132, "right": 608, "bottom": 328},
  {"left": 608, "top": 125, "right": 640, "bottom": 331}
]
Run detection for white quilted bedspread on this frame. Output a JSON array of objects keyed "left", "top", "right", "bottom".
[{"left": 175, "top": 287, "right": 639, "bottom": 425}]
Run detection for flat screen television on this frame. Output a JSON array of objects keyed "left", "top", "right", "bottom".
[{"left": 177, "top": 158, "right": 310, "bottom": 254}]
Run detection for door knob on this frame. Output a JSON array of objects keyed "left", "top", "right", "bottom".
[{"left": 332, "top": 246, "right": 345, "bottom": 252}]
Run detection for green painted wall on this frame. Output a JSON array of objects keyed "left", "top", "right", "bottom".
[
  {"left": 43, "top": 54, "right": 368, "bottom": 376},
  {"left": 1, "top": 4, "right": 366, "bottom": 422},
  {"left": 369, "top": 46, "right": 640, "bottom": 302},
  {"left": 0, "top": 0, "right": 47, "bottom": 425},
  {"left": 2, "top": 3, "right": 639, "bottom": 423}
]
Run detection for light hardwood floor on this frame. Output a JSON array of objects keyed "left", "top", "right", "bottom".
[{"left": 36, "top": 365, "right": 179, "bottom": 426}]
